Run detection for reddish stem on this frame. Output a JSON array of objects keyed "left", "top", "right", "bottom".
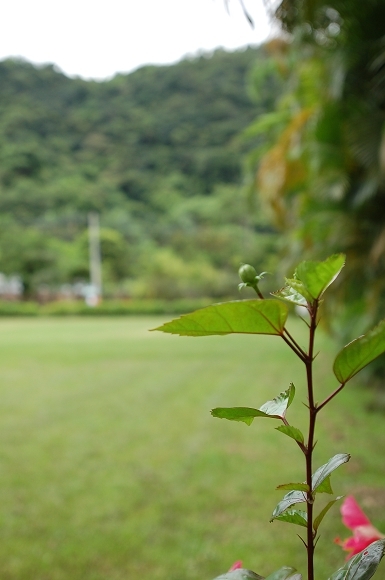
[{"left": 304, "top": 300, "right": 318, "bottom": 580}]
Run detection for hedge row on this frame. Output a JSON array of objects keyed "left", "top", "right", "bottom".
[{"left": 0, "top": 299, "right": 218, "bottom": 317}]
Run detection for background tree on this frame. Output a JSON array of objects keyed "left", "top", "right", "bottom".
[{"left": 248, "top": 0, "right": 385, "bottom": 387}]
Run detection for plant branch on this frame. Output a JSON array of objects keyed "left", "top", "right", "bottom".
[
  {"left": 283, "top": 327, "right": 308, "bottom": 359},
  {"left": 316, "top": 382, "right": 346, "bottom": 413},
  {"left": 280, "top": 332, "right": 308, "bottom": 363}
]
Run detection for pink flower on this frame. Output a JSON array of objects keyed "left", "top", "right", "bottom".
[
  {"left": 229, "top": 561, "right": 243, "bottom": 571},
  {"left": 335, "top": 495, "right": 384, "bottom": 559}
]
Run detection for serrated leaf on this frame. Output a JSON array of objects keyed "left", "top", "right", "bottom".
[
  {"left": 273, "top": 284, "right": 308, "bottom": 306},
  {"left": 213, "top": 569, "right": 265, "bottom": 580},
  {"left": 211, "top": 407, "right": 271, "bottom": 425},
  {"left": 271, "top": 490, "right": 307, "bottom": 520},
  {"left": 272, "top": 457, "right": 346, "bottom": 522},
  {"left": 295, "top": 254, "right": 345, "bottom": 300},
  {"left": 313, "top": 496, "right": 343, "bottom": 533},
  {"left": 333, "top": 320, "right": 385, "bottom": 383},
  {"left": 259, "top": 384, "right": 295, "bottom": 418},
  {"left": 315, "top": 475, "right": 333, "bottom": 494},
  {"left": 312, "top": 454, "right": 350, "bottom": 492},
  {"left": 265, "top": 567, "right": 298, "bottom": 580},
  {"left": 276, "top": 425, "right": 305, "bottom": 444},
  {"left": 274, "top": 509, "right": 308, "bottom": 528},
  {"left": 211, "top": 385, "right": 295, "bottom": 426},
  {"left": 328, "top": 539, "right": 385, "bottom": 580},
  {"left": 276, "top": 482, "right": 310, "bottom": 492},
  {"left": 283, "top": 278, "right": 313, "bottom": 304},
  {"left": 152, "top": 299, "right": 288, "bottom": 337}
]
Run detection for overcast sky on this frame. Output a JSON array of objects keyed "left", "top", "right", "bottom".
[{"left": 0, "top": 0, "right": 275, "bottom": 80}]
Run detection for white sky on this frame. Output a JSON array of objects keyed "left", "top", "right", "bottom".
[{"left": 0, "top": 0, "right": 275, "bottom": 80}]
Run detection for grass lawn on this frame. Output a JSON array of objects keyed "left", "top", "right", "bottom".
[{"left": 0, "top": 316, "right": 384, "bottom": 580}]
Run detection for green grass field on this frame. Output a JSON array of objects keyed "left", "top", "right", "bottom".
[{"left": 0, "top": 316, "right": 384, "bottom": 580}]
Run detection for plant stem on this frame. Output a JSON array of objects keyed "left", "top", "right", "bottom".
[
  {"left": 316, "top": 382, "right": 346, "bottom": 413},
  {"left": 304, "top": 300, "right": 318, "bottom": 580},
  {"left": 255, "top": 286, "right": 264, "bottom": 300}
]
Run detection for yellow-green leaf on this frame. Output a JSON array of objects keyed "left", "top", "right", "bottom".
[
  {"left": 276, "top": 425, "right": 304, "bottom": 444},
  {"left": 333, "top": 319, "right": 385, "bottom": 383},
  {"left": 274, "top": 509, "right": 308, "bottom": 528},
  {"left": 316, "top": 475, "right": 333, "bottom": 494},
  {"left": 211, "top": 407, "right": 270, "bottom": 426},
  {"left": 295, "top": 254, "right": 345, "bottom": 300},
  {"left": 152, "top": 299, "right": 288, "bottom": 337},
  {"left": 313, "top": 496, "right": 343, "bottom": 533},
  {"left": 276, "top": 482, "right": 310, "bottom": 492}
]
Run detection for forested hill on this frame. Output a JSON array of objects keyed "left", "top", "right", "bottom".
[{"left": 0, "top": 47, "right": 278, "bottom": 298}]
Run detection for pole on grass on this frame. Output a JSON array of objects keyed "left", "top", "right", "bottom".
[{"left": 87, "top": 212, "right": 102, "bottom": 305}]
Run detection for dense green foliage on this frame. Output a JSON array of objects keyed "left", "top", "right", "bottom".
[
  {"left": 247, "top": 1, "right": 385, "bottom": 381},
  {"left": 0, "top": 48, "right": 278, "bottom": 299}
]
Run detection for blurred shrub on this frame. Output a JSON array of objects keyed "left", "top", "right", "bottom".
[{"left": 0, "top": 299, "right": 217, "bottom": 316}]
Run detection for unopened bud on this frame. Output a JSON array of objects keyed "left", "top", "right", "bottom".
[{"left": 238, "top": 264, "right": 257, "bottom": 284}]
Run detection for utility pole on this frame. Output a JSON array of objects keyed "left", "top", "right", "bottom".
[{"left": 87, "top": 212, "right": 102, "bottom": 305}]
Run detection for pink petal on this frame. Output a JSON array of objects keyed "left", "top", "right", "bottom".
[
  {"left": 336, "top": 497, "right": 385, "bottom": 559},
  {"left": 336, "top": 526, "right": 384, "bottom": 559},
  {"left": 229, "top": 561, "right": 243, "bottom": 571},
  {"left": 341, "top": 496, "right": 371, "bottom": 529},
  {"left": 344, "top": 534, "right": 378, "bottom": 556}
]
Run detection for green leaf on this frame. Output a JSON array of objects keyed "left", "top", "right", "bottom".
[
  {"left": 276, "top": 483, "right": 310, "bottom": 492},
  {"left": 274, "top": 509, "right": 308, "bottom": 528},
  {"left": 328, "top": 539, "right": 385, "bottom": 580},
  {"left": 276, "top": 477, "right": 331, "bottom": 496},
  {"left": 264, "top": 567, "right": 298, "bottom": 580},
  {"left": 213, "top": 570, "right": 265, "bottom": 580},
  {"left": 315, "top": 475, "right": 333, "bottom": 494},
  {"left": 273, "top": 284, "right": 309, "bottom": 306},
  {"left": 271, "top": 490, "right": 307, "bottom": 520},
  {"left": 281, "top": 278, "right": 313, "bottom": 304},
  {"left": 312, "top": 454, "right": 350, "bottom": 492},
  {"left": 333, "top": 319, "right": 385, "bottom": 383},
  {"left": 272, "top": 456, "right": 347, "bottom": 522},
  {"left": 151, "top": 299, "right": 288, "bottom": 337},
  {"left": 276, "top": 425, "right": 305, "bottom": 444},
  {"left": 313, "top": 496, "right": 343, "bottom": 533},
  {"left": 211, "top": 385, "right": 295, "bottom": 426},
  {"left": 295, "top": 254, "right": 345, "bottom": 300},
  {"left": 211, "top": 407, "right": 271, "bottom": 425},
  {"left": 259, "top": 384, "right": 295, "bottom": 418}
]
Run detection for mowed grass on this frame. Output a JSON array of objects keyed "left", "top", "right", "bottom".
[{"left": 0, "top": 317, "right": 384, "bottom": 580}]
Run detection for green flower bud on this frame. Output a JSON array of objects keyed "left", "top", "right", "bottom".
[{"left": 238, "top": 264, "right": 258, "bottom": 284}]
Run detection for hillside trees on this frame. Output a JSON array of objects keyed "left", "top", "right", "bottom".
[{"left": 0, "top": 48, "right": 278, "bottom": 299}]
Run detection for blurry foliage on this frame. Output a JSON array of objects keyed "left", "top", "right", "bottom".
[
  {"left": 247, "top": 0, "right": 385, "bottom": 385},
  {"left": 0, "top": 48, "right": 279, "bottom": 299}
]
